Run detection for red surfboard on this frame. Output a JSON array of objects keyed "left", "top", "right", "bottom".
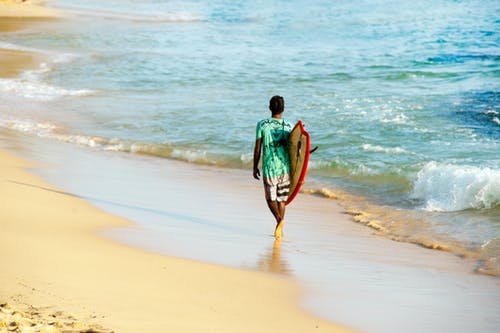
[{"left": 286, "top": 121, "right": 310, "bottom": 205}]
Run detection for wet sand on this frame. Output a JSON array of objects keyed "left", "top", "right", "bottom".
[{"left": 0, "top": 48, "right": 41, "bottom": 78}]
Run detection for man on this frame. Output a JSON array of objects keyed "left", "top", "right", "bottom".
[{"left": 253, "top": 95, "right": 293, "bottom": 239}]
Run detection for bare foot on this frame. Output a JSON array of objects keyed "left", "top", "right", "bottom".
[{"left": 274, "top": 219, "right": 284, "bottom": 240}]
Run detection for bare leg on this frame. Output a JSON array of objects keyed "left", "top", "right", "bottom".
[
  {"left": 277, "top": 201, "right": 286, "bottom": 222},
  {"left": 266, "top": 200, "right": 286, "bottom": 239},
  {"left": 266, "top": 200, "right": 282, "bottom": 223},
  {"left": 275, "top": 202, "right": 286, "bottom": 239}
]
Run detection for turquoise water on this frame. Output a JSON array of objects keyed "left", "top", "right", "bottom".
[{"left": 1, "top": 0, "right": 499, "bottom": 270}]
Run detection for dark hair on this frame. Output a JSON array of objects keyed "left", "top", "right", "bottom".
[{"left": 269, "top": 95, "right": 284, "bottom": 115}]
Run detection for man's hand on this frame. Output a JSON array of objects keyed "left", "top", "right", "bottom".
[{"left": 253, "top": 168, "right": 261, "bottom": 180}]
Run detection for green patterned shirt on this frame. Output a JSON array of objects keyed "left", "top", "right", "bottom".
[{"left": 256, "top": 118, "right": 293, "bottom": 178}]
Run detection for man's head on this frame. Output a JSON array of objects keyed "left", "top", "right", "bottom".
[{"left": 269, "top": 95, "right": 284, "bottom": 115}]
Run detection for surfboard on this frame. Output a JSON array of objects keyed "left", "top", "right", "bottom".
[{"left": 286, "top": 120, "right": 310, "bottom": 205}]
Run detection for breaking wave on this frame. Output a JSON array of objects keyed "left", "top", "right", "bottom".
[
  {"left": 0, "top": 76, "right": 95, "bottom": 101},
  {"left": 0, "top": 118, "right": 243, "bottom": 167},
  {"left": 0, "top": 46, "right": 95, "bottom": 102},
  {"left": 411, "top": 162, "right": 500, "bottom": 211},
  {"left": 58, "top": 5, "right": 201, "bottom": 23},
  {"left": 362, "top": 143, "right": 410, "bottom": 155}
]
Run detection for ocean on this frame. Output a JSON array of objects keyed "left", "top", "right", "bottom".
[{"left": 1, "top": 0, "right": 499, "bottom": 274}]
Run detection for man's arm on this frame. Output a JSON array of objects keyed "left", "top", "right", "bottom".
[{"left": 253, "top": 138, "right": 262, "bottom": 180}]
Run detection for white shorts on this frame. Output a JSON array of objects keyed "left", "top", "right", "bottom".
[{"left": 263, "top": 174, "right": 290, "bottom": 202}]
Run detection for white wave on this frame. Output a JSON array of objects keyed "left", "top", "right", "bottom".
[
  {"left": 2, "top": 119, "right": 150, "bottom": 153},
  {"left": 1, "top": 119, "right": 57, "bottom": 137},
  {"left": 492, "top": 117, "right": 500, "bottom": 125},
  {"left": 0, "top": 42, "right": 88, "bottom": 101},
  {"left": 350, "top": 164, "right": 376, "bottom": 176},
  {"left": 52, "top": 52, "right": 82, "bottom": 64},
  {"left": 0, "top": 118, "right": 102, "bottom": 146},
  {"left": 0, "top": 118, "right": 213, "bottom": 165},
  {"left": 0, "top": 42, "right": 80, "bottom": 64},
  {"left": 1, "top": 118, "right": 171, "bottom": 157},
  {"left": 58, "top": 134, "right": 108, "bottom": 148},
  {"left": 240, "top": 153, "right": 252, "bottom": 164},
  {"left": 484, "top": 110, "right": 499, "bottom": 116},
  {"left": 172, "top": 149, "right": 208, "bottom": 163},
  {"left": 362, "top": 144, "right": 410, "bottom": 155},
  {"left": 0, "top": 42, "right": 40, "bottom": 53},
  {"left": 381, "top": 113, "right": 409, "bottom": 125},
  {"left": 307, "top": 159, "right": 332, "bottom": 169},
  {"left": 60, "top": 6, "right": 200, "bottom": 23},
  {"left": 0, "top": 77, "right": 95, "bottom": 101},
  {"left": 413, "top": 127, "right": 432, "bottom": 133},
  {"left": 411, "top": 162, "right": 500, "bottom": 211}
]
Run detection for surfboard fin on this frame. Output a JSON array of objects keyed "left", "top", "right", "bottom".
[{"left": 310, "top": 146, "right": 319, "bottom": 154}]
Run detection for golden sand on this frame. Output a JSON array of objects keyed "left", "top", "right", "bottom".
[
  {"left": 0, "top": 303, "right": 113, "bottom": 333},
  {"left": 0, "top": 0, "right": 60, "bottom": 19},
  {"left": 0, "top": 149, "right": 355, "bottom": 333}
]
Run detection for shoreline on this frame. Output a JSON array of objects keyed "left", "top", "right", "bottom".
[
  {"left": 0, "top": 0, "right": 57, "bottom": 78},
  {"left": 0, "top": 147, "right": 355, "bottom": 332},
  {"left": 0, "top": 109, "right": 496, "bottom": 276}
]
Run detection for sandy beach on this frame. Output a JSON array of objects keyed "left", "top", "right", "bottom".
[{"left": 0, "top": 148, "right": 357, "bottom": 332}]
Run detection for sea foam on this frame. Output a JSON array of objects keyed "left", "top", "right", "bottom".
[
  {"left": 1, "top": 119, "right": 57, "bottom": 137},
  {"left": 0, "top": 42, "right": 93, "bottom": 101},
  {"left": 411, "top": 162, "right": 500, "bottom": 211},
  {"left": 58, "top": 6, "right": 200, "bottom": 23},
  {"left": 0, "top": 118, "right": 218, "bottom": 166},
  {"left": 0, "top": 78, "right": 95, "bottom": 101},
  {"left": 381, "top": 113, "right": 409, "bottom": 125},
  {"left": 0, "top": 58, "right": 95, "bottom": 102},
  {"left": 362, "top": 143, "right": 410, "bottom": 155}
]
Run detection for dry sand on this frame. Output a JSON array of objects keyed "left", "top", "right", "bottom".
[
  {"left": 0, "top": 0, "right": 60, "bottom": 19},
  {"left": 0, "top": 148, "right": 355, "bottom": 333}
]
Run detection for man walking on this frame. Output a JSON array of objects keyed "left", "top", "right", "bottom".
[{"left": 253, "top": 96, "right": 293, "bottom": 239}]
